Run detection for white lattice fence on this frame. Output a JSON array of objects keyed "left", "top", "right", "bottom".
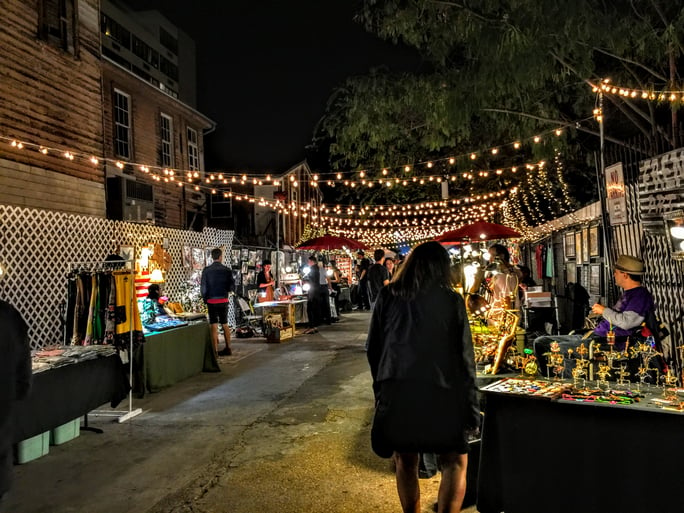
[{"left": 0, "top": 204, "right": 233, "bottom": 349}]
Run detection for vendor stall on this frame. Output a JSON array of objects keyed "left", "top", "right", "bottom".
[
  {"left": 252, "top": 299, "right": 307, "bottom": 341},
  {"left": 477, "top": 379, "right": 684, "bottom": 513},
  {"left": 13, "top": 352, "right": 129, "bottom": 443},
  {"left": 135, "top": 320, "right": 219, "bottom": 394}
]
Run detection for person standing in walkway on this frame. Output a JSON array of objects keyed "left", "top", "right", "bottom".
[
  {"left": 487, "top": 243, "right": 522, "bottom": 311},
  {"left": 366, "top": 242, "right": 480, "bottom": 513},
  {"left": 356, "top": 250, "right": 371, "bottom": 310},
  {"left": 0, "top": 300, "right": 32, "bottom": 504},
  {"left": 329, "top": 259, "right": 343, "bottom": 320},
  {"left": 317, "top": 256, "right": 332, "bottom": 325},
  {"left": 304, "top": 255, "right": 321, "bottom": 334},
  {"left": 367, "top": 249, "right": 390, "bottom": 310},
  {"left": 201, "top": 248, "right": 235, "bottom": 356},
  {"left": 383, "top": 257, "right": 395, "bottom": 280}
]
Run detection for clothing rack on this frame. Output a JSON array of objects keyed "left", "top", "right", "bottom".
[{"left": 68, "top": 259, "right": 143, "bottom": 424}]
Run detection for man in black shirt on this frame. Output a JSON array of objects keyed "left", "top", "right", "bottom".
[
  {"left": 367, "top": 249, "right": 390, "bottom": 310},
  {"left": 356, "top": 250, "right": 371, "bottom": 310},
  {"left": 201, "top": 248, "right": 236, "bottom": 356}
]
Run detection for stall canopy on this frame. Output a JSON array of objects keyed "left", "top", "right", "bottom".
[
  {"left": 436, "top": 221, "right": 520, "bottom": 244},
  {"left": 296, "top": 235, "right": 367, "bottom": 251}
]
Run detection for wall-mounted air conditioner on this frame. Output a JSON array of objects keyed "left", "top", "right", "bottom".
[{"left": 107, "top": 176, "right": 155, "bottom": 224}]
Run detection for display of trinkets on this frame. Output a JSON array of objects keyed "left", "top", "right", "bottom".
[
  {"left": 543, "top": 341, "right": 565, "bottom": 380},
  {"left": 480, "top": 378, "right": 573, "bottom": 399},
  {"left": 480, "top": 377, "right": 684, "bottom": 413},
  {"left": 508, "top": 347, "right": 538, "bottom": 377}
]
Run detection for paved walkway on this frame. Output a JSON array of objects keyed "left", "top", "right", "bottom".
[{"left": 4, "top": 311, "right": 479, "bottom": 513}]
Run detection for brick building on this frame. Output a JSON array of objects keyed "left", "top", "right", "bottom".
[
  {"left": 0, "top": 0, "right": 214, "bottom": 230},
  {"left": 100, "top": 0, "right": 215, "bottom": 229},
  {"left": 0, "top": 0, "right": 105, "bottom": 216}
]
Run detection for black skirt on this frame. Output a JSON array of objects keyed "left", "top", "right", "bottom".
[{"left": 371, "top": 380, "right": 469, "bottom": 458}]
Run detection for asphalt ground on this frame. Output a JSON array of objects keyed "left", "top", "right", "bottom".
[{"left": 4, "top": 311, "right": 480, "bottom": 513}]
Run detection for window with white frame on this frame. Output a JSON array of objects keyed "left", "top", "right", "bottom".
[
  {"left": 160, "top": 113, "right": 173, "bottom": 167},
  {"left": 187, "top": 127, "right": 199, "bottom": 171},
  {"left": 113, "top": 89, "right": 131, "bottom": 159}
]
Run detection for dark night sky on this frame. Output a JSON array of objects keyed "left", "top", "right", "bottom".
[{"left": 134, "top": 1, "right": 421, "bottom": 173}]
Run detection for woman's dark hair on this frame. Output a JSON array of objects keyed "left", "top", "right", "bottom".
[
  {"left": 147, "top": 283, "right": 161, "bottom": 300},
  {"left": 262, "top": 259, "right": 272, "bottom": 266},
  {"left": 388, "top": 241, "right": 455, "bottom": 299},
  {"left": 489, "top": 243, "right": 510, "bottom": 263}
]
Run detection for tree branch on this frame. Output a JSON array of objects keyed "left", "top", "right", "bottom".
[
  {"left": 581, "top": 44, "right": 668, "bottom": 82},
  {"left": 428, "top": 1, "right": 504, "bottom": 26},
  {"left": 549, "top": 50, "right": 673, "bottom": 143},
  {"left": 648, "top": 0, "right": 684, "bottom": 56}
]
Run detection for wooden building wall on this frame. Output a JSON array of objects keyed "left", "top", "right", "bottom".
[
  {"left": 101, "top": 62, "right": 212, "bottom": 229},
  {"left": 0, "top": 0, "right": 105, "bottom": 216}
]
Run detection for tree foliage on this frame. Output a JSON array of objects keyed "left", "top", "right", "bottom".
[{"left": 312, "top": 0, "right": 684, "bottom": 225}]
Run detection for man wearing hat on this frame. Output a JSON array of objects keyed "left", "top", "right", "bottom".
[{"left": 534, "top": 254, "right": 655, "bottom": 377}]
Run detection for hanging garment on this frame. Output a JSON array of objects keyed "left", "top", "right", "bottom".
[
  {"left": 104, "top": 274, "right": 117, "bottom": 345},
  {"left": 114, "top": 272, "right": 143, "bottom": 351},
  {"left": 535, "top": 245, "right": 544, "bottom": 279},
  {"left": 65, "top": 276, "right": 77, "bottom": 344},
  {"left": 93, "top": 271, "right": 108, "bottom": 343},
  {"left": 545, "top": 245, "right": 554, "bottom": 278},
  {"left": 71, "top": 274, "right": 90, "bottom": 345},
  {"left": 84, "top": 273, "right": 98, "bottom": 345}
]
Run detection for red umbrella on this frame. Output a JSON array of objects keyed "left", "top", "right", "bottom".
[
  {"left": 296, "top": 235, "right": 367, "bottom": 251},
  {"left": 436, "top": 221, "right": 520, "bottom": 244}
]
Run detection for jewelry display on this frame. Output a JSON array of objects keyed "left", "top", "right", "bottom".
[
  {"left": 615, "top": 363, "right": 631, "bottom": 387},
  {"left": 544, "top": 341, "right": 565, "bottom": 380},
  {"left": 630, "top": 339, "right": 663, "bottom": 392},
  {"left": 597, "top": 364, "right": 612, "bottom": 389}
]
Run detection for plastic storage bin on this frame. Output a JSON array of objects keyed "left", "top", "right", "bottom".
[
  {"left": 15, "top": 431, "right": 50, "bottom": 464},
  {"left": 50, "top": 418, "right": 81, "bottom": 445}
]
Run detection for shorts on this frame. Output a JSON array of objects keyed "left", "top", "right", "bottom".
[{"left": 207, "top": 302, "right": 228, "bottom": 324}]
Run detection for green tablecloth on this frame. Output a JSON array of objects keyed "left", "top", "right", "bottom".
[{"left": 139, "top": 322, "right": 219, "bottom": 393}]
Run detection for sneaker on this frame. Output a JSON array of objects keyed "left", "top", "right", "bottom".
[{"left": 218, "top": 347, "right": 232, "bottom": 356}]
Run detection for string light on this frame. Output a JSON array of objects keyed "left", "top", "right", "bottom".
[
  {"left": 590, "top": 79, "right": 684, "bottom": 102},
  {"left": 3, "top": 131, "right": 578, "bottom": 243}
]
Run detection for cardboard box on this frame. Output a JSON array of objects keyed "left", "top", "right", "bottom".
[
  {"left": 265, "top": 326, "right": 294, "bottom": 343},
  {"left": 15, "top": 431, "right": 50, "bottom": 464},
  {"left": 50, "top": 418, "right": 80, "bottom": 445},
  {"left": 526, "top": 291, "right": 552, "bottom": 307},
  {"left": 525, "top": 291, "right": 551, "bottom": 299},
  {"left": 527, "top": 299, "right": 553, "bottom": 308}
]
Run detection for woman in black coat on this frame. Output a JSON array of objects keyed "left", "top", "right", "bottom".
[{"left": 366, "top": 241, "right": 480, "bottom": 513}]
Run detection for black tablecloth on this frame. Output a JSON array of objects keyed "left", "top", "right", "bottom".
[
  {"left": 477, "top": 391, "right": 684, "bottom": 513},
  {"left": 12, "top": 355, "right": 130, "bottom": 443}
]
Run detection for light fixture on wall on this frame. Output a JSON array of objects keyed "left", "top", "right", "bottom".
[
  {"left": 149, "top": 269, "right": 165, "bottom": 283},
  {"left": 664, "top": 210, "right": 684, "bottom": 260},
  {"left": 670, "top": 226, "right": 684, "bottom": 240}
]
